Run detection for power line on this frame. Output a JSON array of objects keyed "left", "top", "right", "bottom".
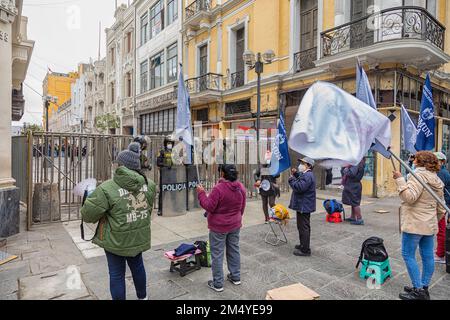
[{"left": 24, "top": 82, "right": 43, "bottom": 98}]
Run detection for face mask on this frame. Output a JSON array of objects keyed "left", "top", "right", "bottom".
[
  {"left": 266, "top": 160, "right": 271, "bottom": 165},
  {"left": 167, "top": 144, "right": 173, "bottom": 150},
  {"left": 411, "top": 164, "right": 416, "bottom": 171},
  {"left": 298, "top": 164, "right": 306, "bottom": 173}
]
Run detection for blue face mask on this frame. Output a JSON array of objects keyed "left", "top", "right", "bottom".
[{"left": 411, "top": 164, "right": 416, "bottom": 171}]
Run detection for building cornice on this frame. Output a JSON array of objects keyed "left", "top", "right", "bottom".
[{"left": 0, "top": 0, "right": 18, "bottom": 23}]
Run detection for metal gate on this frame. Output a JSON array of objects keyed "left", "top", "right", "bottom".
[{"left": 17, "top": 132, "right": 133, "bottom": 229}]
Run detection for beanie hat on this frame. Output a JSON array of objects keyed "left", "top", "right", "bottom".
[{"left": 117, "top": 142, "right": 141, "bottom": 170}]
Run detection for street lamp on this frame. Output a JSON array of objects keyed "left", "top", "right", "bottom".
[
  {"left": 242, "top": 49, "right": 275, "bottom": 166},
  {"left": 43, "top": 95, "right": 58, "bottom": 132}
]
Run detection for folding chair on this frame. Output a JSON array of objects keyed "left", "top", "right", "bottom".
[{"left": 264, "top": 218, "right": 288, "bottom": 246}]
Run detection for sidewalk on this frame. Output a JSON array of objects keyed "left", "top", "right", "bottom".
[{"left": 1, "top": 191, "right": 449, "bottom": 300}]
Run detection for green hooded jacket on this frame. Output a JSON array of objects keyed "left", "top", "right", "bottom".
[{"left": 81, "top": 166, "right": 156, "bottom": 257}]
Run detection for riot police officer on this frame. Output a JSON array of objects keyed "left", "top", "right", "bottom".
[
  {"left": 133, "top": 136, "right": 152, "bottom": 171},
  {"left": 156, "top": 136, "right": 175, "bottom": 215}
]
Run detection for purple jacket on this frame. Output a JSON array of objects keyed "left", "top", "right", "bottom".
[{"left": 198, "top": 178, "right": 246, "bottom": 233}]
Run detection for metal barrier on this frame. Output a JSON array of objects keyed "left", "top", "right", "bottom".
[{"left": 13, "top": 132, "right": 292, "bottom": 230}]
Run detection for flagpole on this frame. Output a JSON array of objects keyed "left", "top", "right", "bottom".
[{"left": 389, "top": 150, "right": 450, "bottom": 213}]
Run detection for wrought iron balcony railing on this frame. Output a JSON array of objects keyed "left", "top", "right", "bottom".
[
  {"left": 185, "top": 0, "right": 211, "bottom": 19},
  {"left": 186, "top": 73, "right": 222, "bottom": 93},
  {"left": 230, "top": 70, "right": 245, "bottom": 88},
  {"left": 321, "top": 6, "right": 445, "bottom": 58},
  {"left": 294, "top": 47, "right": 317, "bottom": 72}
]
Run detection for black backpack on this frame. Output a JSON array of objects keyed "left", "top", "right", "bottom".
[{"left": 356, "top": 237, "right": 389, "bottom": 268}]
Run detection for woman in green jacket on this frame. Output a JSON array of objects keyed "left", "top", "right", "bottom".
[{"left": 81, "top": 142, "right": 156, "bottom": 300}]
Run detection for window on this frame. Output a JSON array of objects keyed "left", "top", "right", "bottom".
[
  {"left": 167, "top": 0, "right": 178, "bottom": 25},
  {"left": 140, "top": 60, "right": 148, "bottom": 93},
  {"left": 126, "top": 73, "right": 132, "bottom": 97},
  {"left": 140, "top": 109, "right": 176, "bottom": 134},
  {"left": 199, "top": 44, "right": 208, "bottom": 76},
  {"left": 111, "top": 82, "right": 115, "bottom": 104},
  {"left": 167, "top": 43, "right": 178, "bottom": 83},
  {"left": 197, "top": 108, "right": 208, "bottom": 122},
  {"left": 225, "top": 99, "right": 251, "bottom": 115},
  {"left": 140, "top": 13, "right": 149, "bottom": 45},
  {"left": 126, "top": 32, "right": 132, "bottom": 53},
  {"left": 110, "top": 47, "right": 115, "bottom": 66},
  {"left": 150, "top": 51, "right": 164, "bottom": 89},
  {"left": 150, "top": 0, "right": 164, "bottom": 39}
]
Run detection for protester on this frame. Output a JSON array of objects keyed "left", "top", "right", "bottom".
[
  {"left": 289, "top": 157, "right": 316, "bottom": 257},
  {"left": 434, "top": 152, "right": 450, "bottom": 264},
  {"left": 393, "top": 151, "right": 446, "bottom": 300},
  {"left": 81, "top": 142, "right": 156, "bottom": 300},
  {"left": 341, "top": 158, "right": 366, "bottom": 225},
  {"left": 196, "top": 164, "right": 246, "bottom": 292},
  {"left": 254, "top": 152, "right": 280, "bottom": 224}
]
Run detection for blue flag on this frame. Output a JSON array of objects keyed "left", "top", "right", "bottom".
[
  {"left": 415, "top": 74, "right": 435, "bottom": 151},
  {"left": 175, "top": 66, "right": 193, "bottom": 163},
  {"left": 356, "top": 62, "right": 392, "bottom": 158},
  {"left": 401, "top": 105, "right": 417, "bottom": 154},
  {"left": 270, "top": 111, "right": 291, "bottom": 176}
]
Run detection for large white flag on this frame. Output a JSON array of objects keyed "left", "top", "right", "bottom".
[{"left": 288, "top": 81, "right": 391, "bottom": 167}]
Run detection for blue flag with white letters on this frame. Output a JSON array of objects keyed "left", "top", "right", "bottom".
[
  {"left": 401, "top": 104, "right": 417, "bottom": 154},
  {"left": 270, "top": 111, "right": 291, "bottom": 176},
  {"left": 415, "top": 74, "right": 435, "bottom": 151}
]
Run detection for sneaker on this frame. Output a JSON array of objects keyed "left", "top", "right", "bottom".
[
  {"left": 399, "top": 288, "right": 430, "bottom": 300},
  {"left": 207, "top": 280, "right": 224, "bottom": 292},
  {"left": 227, "top": 274, "right": 241, "bottom": 286},
  {"left": 350, "top": 219, "right": 365, "bottom": 225},
  {"left": 138, "top": 296, "right": 148, "bottom": 300},
  {"left": 295, "top": 244, "right": 301, "bottom": 250},
  {"left": 293, "top": 249, "right": 311, "bottom": 257},
  {"left": 344, "top": 217, "right": 356, "bottom": 222},
  {"left": 435, "top": 255, "right": 446, "bottom": 264},
  {"left": 404, "top": 286, "right": 429, "bottom": 298}
]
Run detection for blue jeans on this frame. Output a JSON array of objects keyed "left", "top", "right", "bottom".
[
  {"left": 105, "top": 251, "right": 147, "bottom": 300},
  {"left": 402, "top": 232, "right": 435, "bottom": 289},
  {"left": 209, "top": 229, "right": 241, "bottom": 288}
]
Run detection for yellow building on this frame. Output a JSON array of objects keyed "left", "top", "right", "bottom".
[
  {"left": 42, "top": 70, "right": 78, "bottom": 130},
  {"left": 182, "top": 0, "right": 450, "bottom": 197}
]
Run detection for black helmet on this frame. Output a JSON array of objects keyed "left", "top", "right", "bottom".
[
  {"left": 163, "top": 135, "right": 175, "bottom": 147},
  {"left": 133, "top": 136, "right": 148, "bottom": 149}
]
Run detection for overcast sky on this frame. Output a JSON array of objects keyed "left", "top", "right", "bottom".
[{"left": 13, "top": 0, "right": 130, "bottom": 126}]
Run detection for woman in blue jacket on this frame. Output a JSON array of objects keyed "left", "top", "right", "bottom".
[{"left": 289, "top": 157, "right": 316, "bottom": 257}]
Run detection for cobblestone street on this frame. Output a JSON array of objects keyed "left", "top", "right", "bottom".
[{"left": 1, "top": 191, "right": 449, "bottom": 300}]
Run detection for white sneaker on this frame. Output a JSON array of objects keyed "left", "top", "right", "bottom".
[
  {"left": 138, "top": 296, "right": 148, "bottom": 300},
  {"left": 434, "top": 255, "right": 446, "bottom": 264}
]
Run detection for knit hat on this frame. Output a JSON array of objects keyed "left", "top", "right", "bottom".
[{"left": 117, "top": 142, "right": 141, "bottom": 170}]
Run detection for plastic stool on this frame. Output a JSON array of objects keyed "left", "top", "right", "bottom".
[{"left": 359, "top": 258, "right": 392, "bottom": 285}]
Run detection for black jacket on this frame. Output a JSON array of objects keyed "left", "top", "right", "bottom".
[{"left": 288, "top": 170, "right": 316, "bottom": 213}]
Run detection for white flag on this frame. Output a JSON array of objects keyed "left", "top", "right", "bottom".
[{"left": 288, "top": 81, "right": 391, "bottom": 167}]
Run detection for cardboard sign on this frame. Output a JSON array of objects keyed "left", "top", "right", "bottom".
[{"left": 265, "top": 283, "right": 320, "bottom": 300}]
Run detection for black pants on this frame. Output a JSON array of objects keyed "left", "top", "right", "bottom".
[
  {"left": 296, "top": 212, "right": 311, "bottom": 254},
  {"left": 261, "top": 195, "right": 276, "bottom": 220},
  {"left": 158, "top": 170, "right": 163, "bottom": 215}
]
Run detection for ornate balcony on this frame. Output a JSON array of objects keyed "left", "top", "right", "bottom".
[
  {"left": 175, "top": 73, "right": 222, "bottom": 105},
  {"left": 294, "top": 47, "right": 317, "bottom": 73},
  {"left": 317, "top": 6, "right": 449, "bottom": 70},
  {"left": 184, "top": 0, "right": 213, "bottom": 30}
]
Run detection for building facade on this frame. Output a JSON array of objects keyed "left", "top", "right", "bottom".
[
  {"left": 134, "top": 0, "right": 182, "bottom": 137},
  {"left": 179, "top": 0, "right": 450, "bottom": 196},
  {"left": 84, "top": 58, "right": 107, "bottom": 134},
  {"left": 0, "top": 0, "right": 34, "bottom": 237},
  {"left": 105, "top": 4, "right": 136, "bottom": 135},
  {"left": 43, "top": 70, "right": 79, "bottom": 131}
]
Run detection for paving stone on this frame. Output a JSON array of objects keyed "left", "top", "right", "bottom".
[
  {"left": 320, "top": 279, "right": 370, "bottom": 300},
  {"left": 0, "top": 261, "right": 30, "bottom": 282},
  {"left": 249, "top": 264, "right": 289, "bottom": 285},
  {"left": 0, "top": 279, "right": 18, "bottom": 295},
  {"left": 360, "top": 289, "right": 398, "bottom": 300},
  {"left": 148, "top": 279, "right": 188, "bottom": 300},
  {"left": 19, "top": 268, "right": 90, "bottom": 300},
  {"left": 430, "top": 284, "right": 450, "bottom": 300},
  {"left": 288, "top": 269, "right": 339, "bottom": 291}
]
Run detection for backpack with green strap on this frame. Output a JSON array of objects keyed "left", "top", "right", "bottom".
[{"left": 194, "top": 240, "right": 211, "bottom": 267}]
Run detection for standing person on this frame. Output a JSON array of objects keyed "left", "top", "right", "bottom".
[
  {"left": 254, "top": 152, "right": 280, "bottom": 223},
  {"left": 393, "top": 151, "right": 446, "bottom": 300},
  {"left": 134, "top": 136, "right": 152, "bottom": 172},
  {"left": 289, "top": 157, "right": 316, "bottom": 257},
  {"left": 196, "top": 164, "right": 246, "bottom": 292},
  {"left": 81, "top": 142, "right": 156, "bottom": 300},
  {"left": 341, "top": 158, "right": 366, "bottom": 225},
  {"left": 156, "top": 136, "right": 174, "bottom": 216},
  {"left": 434, "top": 152, "right": 450, "bottom": 264}
]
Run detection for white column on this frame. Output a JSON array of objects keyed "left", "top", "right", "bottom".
[{"left": 0, "top": 4, "right": 17, "bottom": 189}]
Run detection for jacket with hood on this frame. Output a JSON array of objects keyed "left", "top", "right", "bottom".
[
  {"left": 289, "top": 170, "right": 316, "bottom": 213},
  {"left": 437, "top": 165, "right": 450, "bottom": 205},
  {"left": 81, "top": 166, "right": 156, "bottom": 257},
  {"left": 198, "top": 178, "right": 246, "bottom": 233},
  {"left": 395, "top": 167, "right": 446, "bottom": 236}
]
